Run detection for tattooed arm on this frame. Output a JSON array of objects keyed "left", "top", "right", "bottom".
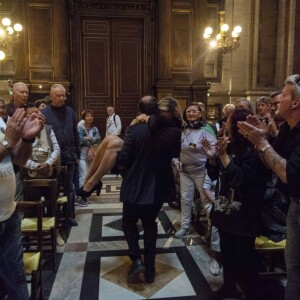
[
  {"left": 237, "top": 118, "right": 288, "bottom": 183},
  {"left": 259, "top": 144, "right": 287, "bottom": 183}
]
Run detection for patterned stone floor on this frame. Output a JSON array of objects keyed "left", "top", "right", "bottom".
[{"left": 41, "top": 175, "right": 286, "bottom": 300}]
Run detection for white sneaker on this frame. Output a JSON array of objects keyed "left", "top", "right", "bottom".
[
  {"left": 209, "top": 259, "right": 221, "bottom": 276},
  {"left": 174, "top": 227, "right": 189, "bottom": 238},
  {"left": 75, "top": 197, "right": 88, "bottom": 207},
  {"left": 56, "top": 233, "right": 65, "bottom": 247}
]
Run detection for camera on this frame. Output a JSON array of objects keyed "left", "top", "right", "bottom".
[{"left": 188, "top": 143, "right": 196, "bottom": 150}]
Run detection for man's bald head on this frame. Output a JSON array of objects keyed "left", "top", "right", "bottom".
[
  {"left": 138, "top": 95, "right": 158, "bottom": 115},
  {"left": 12, "top": 82, "right": 29, "bottom": 108}
]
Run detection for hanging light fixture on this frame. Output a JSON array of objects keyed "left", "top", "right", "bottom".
[
  {"left": 0, "top": 17, "right": 22, "bottom": 60},
  {"left": 203, "top": 11, "right": 242, "bottom": 55}
]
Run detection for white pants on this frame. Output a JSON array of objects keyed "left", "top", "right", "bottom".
[{"left": 179, "top": 170, "right": 209, "bottom": 229}]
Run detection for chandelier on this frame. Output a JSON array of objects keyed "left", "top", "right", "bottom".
[
  {"left": 0, "top": 17, "right": 22, "bottom": 60},
  {"left": 203, "top": 11, "right": 242, "bottom": 55}
]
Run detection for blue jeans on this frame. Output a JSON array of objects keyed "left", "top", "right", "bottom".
[
  {"left": 285, "top": 200, "right": 300, "bottom": 300},
  {"left": 0, "top": 209, "right": 29, "bottom": 299},
  {"left": 79, "top": 159, "right": 91, "bottom": 187}
]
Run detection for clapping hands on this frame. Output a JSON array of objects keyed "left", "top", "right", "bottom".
[
  {"left": 23, "top": 110, "right": 45, "bottom": 140},
  {"left": 201, "top": 136, "right": 229, "bottom": 158},
  {"left": 5, "top": 108, "right": 27, "bottom": 147},
  {"left": 201, "top": 138, "right": 217, "bottom": 159}
]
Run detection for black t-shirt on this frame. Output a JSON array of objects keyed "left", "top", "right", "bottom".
[{"left": 272, "top": 121, "right": 300, "bottom": 198}]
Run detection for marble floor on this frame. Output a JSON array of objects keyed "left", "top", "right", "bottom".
[{"left": 41, "top": 176, "right": 286, "bottom": 300}]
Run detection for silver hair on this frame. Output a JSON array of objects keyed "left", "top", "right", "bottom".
[
  {"left": 222, "top": 103, "right": 235, "bottom": 113},
  {"left": 12, "top": 82, "right": 28, "bottom": 92},
  {"left": 284, "top": 74, "right": 300, "bottom": 100},
  {"left": 50, "top": 84, "right": 65, "bottom": 95}
]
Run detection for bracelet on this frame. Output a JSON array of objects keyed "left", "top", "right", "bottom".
[
  {"left": 21, "top": 137, "right": 35, "bottom": 144},
  {"left": 258, "top": 144, "right": 271, "bottom": 156}
]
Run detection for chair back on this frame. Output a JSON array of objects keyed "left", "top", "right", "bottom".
[
  {"left": 18, "top": 201, "right": 43, "bottom": 251},
  {"left": 23, "top": 178, "right": 58, "bottom": 217}
]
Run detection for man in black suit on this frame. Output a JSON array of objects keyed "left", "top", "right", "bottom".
[{"left": 117, "top": 95, "right": 181, "bottom": 283}]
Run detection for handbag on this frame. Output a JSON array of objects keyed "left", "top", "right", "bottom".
[
  {"left": 25, "top": 133, "right": 55, "bottom": 178},
  {"left": 214, "top": 189, "right": 243, "bottom": 214},
  {"left": 87, "top": 146, "right": 95, "bottom": 163},
  {"left": 211, "top": 188, "right": 244, "bottom": 232},
  {"left": 28, "top": 165, "right": 54, "bottom": 178}
]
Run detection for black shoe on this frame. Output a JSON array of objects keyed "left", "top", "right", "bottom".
[
  {"left": 207, "top": 286, "right": 240, "bottom": 300},
  {"left": 69, "top": 218, "right": 78, "bottom": 226},
  {"left": 110, "top": 164, "right": 120, "bottom": 176},
  {"left": 168, "top": 201, "right": 181, "bottom": 210},
  {"left": 145, "top": 270, "right": 155, "bottom": 283},
  {"left": 128, "top": 258, "right": 145, "bottom": 278},
  {"left": 76, "top": 181, "right": 102, "bottom": 198}
]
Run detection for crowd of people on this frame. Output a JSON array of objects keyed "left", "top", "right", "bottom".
[{"left": 0, "top": 74, "right": 299, "bottom": 300}]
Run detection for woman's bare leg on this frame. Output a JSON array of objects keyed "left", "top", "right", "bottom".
[
  {"left": 83, "top": 135, "right": 124, "bottom": 192},
  {"left": 84, "top": 135, "right": 113, "bottom": 183}
]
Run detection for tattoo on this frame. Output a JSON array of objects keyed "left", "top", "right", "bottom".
[
  {"left": 265, "top": 147, "right": 287, "bottom": 183},
  {"left": 271, "top": 154, "right": 285, "bottom": 169}
]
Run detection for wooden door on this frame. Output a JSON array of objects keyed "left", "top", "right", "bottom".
[{"left": 80, "top": 17, "right": 145, "bottom": 135}]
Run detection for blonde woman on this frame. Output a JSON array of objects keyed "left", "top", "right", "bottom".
[{"left": 216, "top": 103, "right": 235, "bottom": 137}]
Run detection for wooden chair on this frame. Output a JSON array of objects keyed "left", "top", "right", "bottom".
[
  {"left": 255, "top": 235, "right": 287, "bottom": 278},
  {"left": 18, "top": 201, "right": 44, "bottom": 300},
  {"left": 22, "top": 178, "right": 58, "bottom": 272}
]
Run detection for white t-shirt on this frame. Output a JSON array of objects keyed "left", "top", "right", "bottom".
[
  {"left": 106, "top": 114, "right": 122, "bottom": 136},
  {"left": 0, "top": 119, "right": 16, "bottom": 221}
]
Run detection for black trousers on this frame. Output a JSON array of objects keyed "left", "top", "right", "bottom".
[
  {"left": 122, "top": 202, "right": 163, "bottom": 272},
  {"left": 219, "top": 230, "right": 259, "bottom": 299}
]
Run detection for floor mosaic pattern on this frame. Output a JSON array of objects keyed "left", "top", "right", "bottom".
[{"left": 41, "top": 175, "right": 286, "bottom": 300}]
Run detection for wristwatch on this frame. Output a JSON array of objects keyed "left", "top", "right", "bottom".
[
  {"left": 1, "top": 139, "right": 13, "bottom": 152},
  {"left": 258, "top": 144, "right": 271, "bottom": 156}
]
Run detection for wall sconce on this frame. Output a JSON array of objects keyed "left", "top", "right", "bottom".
[
  {"left": 203, "top": 11, "right": 242, "bottom": 55},
  {"left": 0, "top": 17, "right": 22, "bottom": 60}
]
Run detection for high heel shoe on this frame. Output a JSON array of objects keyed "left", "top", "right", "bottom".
[{"left": 76, "top": 181, "right": 102, "bottom": 198}]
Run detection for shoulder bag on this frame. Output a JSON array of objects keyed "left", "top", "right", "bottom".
[{"left": 211, "top": 188, "right": 244, "bottom": 231}]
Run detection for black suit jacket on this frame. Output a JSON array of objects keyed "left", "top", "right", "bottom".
[{"left": 117, "top": 118, "right": 181, "bottom": 205}]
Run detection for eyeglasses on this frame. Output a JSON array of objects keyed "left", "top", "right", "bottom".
[{"left": 186, "top": 110, "right": 200, "bottom": 114}]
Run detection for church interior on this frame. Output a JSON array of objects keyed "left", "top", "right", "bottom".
[
  {"left": 0, "top": 0, "right": 297, "bottom": 299},
  {"left": 1, "top": 0, "right": 299, "bottom": 132}
]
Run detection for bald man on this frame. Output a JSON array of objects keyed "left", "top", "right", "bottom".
[{"left": 7, "top": 82, "right": 29, "bottom": 117}]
